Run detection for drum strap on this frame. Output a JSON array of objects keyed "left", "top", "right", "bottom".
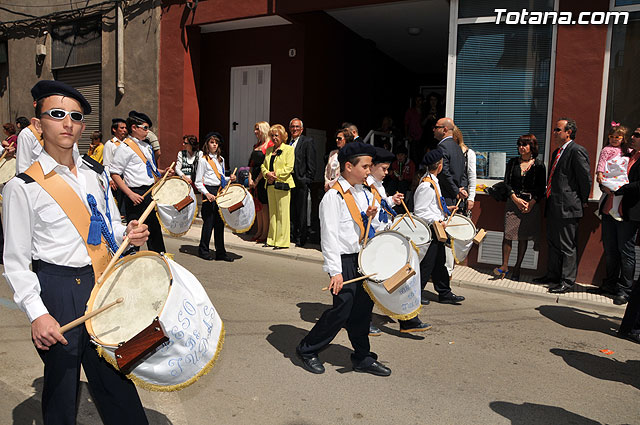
[
  {"left": 27, "top": 124, "right": 44, "bottom": 147},
  {"left": 421, "top": 176, "right": 449, "bottom": 217},
  {"left": 123, "top": 138, "right": 160, "bottom": 180},
  {"left": 366, "top": 183, "right": 382, "bottom": 206},
  {"left": 24, "top": 162, "right": 111, "bottom": 278},
  {"left": 205, "top": 156, "right": 227, "bottom": 189},
  {"left": 331, "top": 182, "right": 365, "bottom": 243}
]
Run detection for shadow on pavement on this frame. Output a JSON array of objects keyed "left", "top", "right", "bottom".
[
  {"left": 13, "top": 378, "right": 172, "bottom": 425},
  {"left": 550, "top": 348, "right": 640, "bottom": 391},
  {"left": 536, "top": 305, "right": 621, "bottom": 334},
  {"left": 178, "top": 244, "right": 242, "bottom": 261},
  {"left": 489, "top": 401, "right": 601, "bottom": 424},
  {"left": 297, "top": 302, "right": 332, "bottom": 324}
]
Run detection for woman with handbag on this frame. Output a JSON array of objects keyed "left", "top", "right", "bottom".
[
  {"left": 495, "top": 134, "right": 546, "bottom": 280},
  {"left": 261, "top": 124, "right": 295, "bottom": 249}
]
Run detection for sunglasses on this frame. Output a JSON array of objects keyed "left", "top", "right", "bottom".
[
  {"left": 608, "top": 135, "right": 624, "bottom": 140},
  {"left": 136, "top": 125, "right": 150, "bottom": 131},
  {"left": 552, "top": 128, "right": 562, "bottom": 132},
  {"left": 336, "top": 136, "right": 344, "bottom": 141},
  {"left": 41, "top": 108, "right": 84, "bottom": 122},
  {"left": 632, "top": 132, "right": 640, "bottom": 138},
  {"left": 433, "top": 125, "right": 446, "bottom": 129}
]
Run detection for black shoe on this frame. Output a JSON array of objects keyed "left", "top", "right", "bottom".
[
  {"left": 613, "top": 295, "right": 629, "bottom": 305},
  {"left": 353, "top": 361, "right": 391, "bottom": 376},
  {"left": 399, "top": 322, "right": 432, "bottom": 333},
  {"left": 511, "top": 267, "right": 521, "bottom": 281},
  {"left": 198, "top": 253, "right": 214, "bottom": 261},
  {"left": 369, "top": 325, "right": 382, "bottom": 336},
  {"left": 273, "top": 246, "right": 288, "bottom": 250},
  {"left": 617, "top": 330, "right": 640, "bottom": 344},
  {"left": 298, "top": 239, "right": 307, "bottom": 247},
  {"left": 215, "top": 255, "right": 234, "bottom": 262},
  {"left": 548, "top": 282, "right": 573, "bottom": 294},
  {"left": 439, "top": 294, "right": 465, "bottom": 304},
  {"left": 296, "top": 350, "right": 325, "bottom": 374},
  {"left": 420, "top": 298, "right": 430, "bottom": 305}
]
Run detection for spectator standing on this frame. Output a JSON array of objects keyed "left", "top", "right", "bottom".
[
  {"left": 248, "top": 121, "right": 272, "bottom": 243},
  {"left": 434, "top": 117, "right": 468, "bottom": 206},
  {"left": 389, "top": 145, "right": 415, "bottom": 197},
  {"left": 15, "top": 116, "right": 30, "bottom": 135},
  {"left": 2, "top": 123, "right": 17, "bottom": 148},
  {"left": 175, "top": 135, "right": 202, "bottom": 185},
  {"left": 533, "top": 118, "right": 591, "bottom": 293},
  {"left": 324, "top": 128, "right": 353, "bottom": 191},
  {"left": 87, "top": 131, "right": 104, "bottom": 164},
  {"left": 261, "top": 124, "right": 295, "bottom": 249},
  {"left": 289, "top": 118, "right": 316, "bottom": 247},
  {"left": 452, "top": 125, "right": 476, "bottom": 215}
]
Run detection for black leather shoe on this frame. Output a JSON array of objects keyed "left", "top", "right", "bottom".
[
  {"left": 215, "top": 255, "right": 234, "bottom": 262},
  {"left": 400, "top": 322, "right": 432, "bottom": 333},
  {"left": 439, "top": 294, "right": 465, "bottom": 304},
  {"left": 548, "top": 282, "right": 573, "bottom": 293},
  {"left": 369, "top": 325, "right": 382, "bottom": 336},
  {"left": 613, "top": 295, "right": 629, "bottom": 305},
  {"left": 420, "top": 298, "right": 430, "bottom": 305},
  {"left": 198, "top": 253, "right": 214, "bottom": 261},
  {"left": 296, "top": 350, "right": 325, "bottom": 374},
  {"left": 353, "top": 361, "right": 391, "bottom": 376}
]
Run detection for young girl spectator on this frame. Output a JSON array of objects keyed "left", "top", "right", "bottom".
[
  {"left": 175, "top": 135, "right": 202, "bottom": 186},
  {"left": 597, "top": 122, "right": 631, "bottom": 221}
]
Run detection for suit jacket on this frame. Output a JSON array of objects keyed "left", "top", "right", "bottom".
[
  {"left": 292, "top": 134, "right": 317, "bottom": 185},
  {"left": 545, "top": 140, "right": 591, "bottom": 219},
  {"left": 261, "top": 143, "right": 296, "bottom": 189},
  {"left": 618, "top": 155, "right": 640, "bottom": 222},
  {"left": 437, "top": 137, "right": 468, "bottom": 201}
]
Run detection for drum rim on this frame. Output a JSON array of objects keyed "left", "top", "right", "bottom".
[
  {"left": 358, "top": 230, "right": 411, "bottom": 283},
  {"left": 86, "top": 251, "right": 173, "bottom": 347},
  {"left": 0, "top": 157, "right": 16, "bottom": 184},
  {"left": 215, "top": 183, "right": 248, "bottom": 208},
  {"left": 444, "top": 213, "right": 477, "bottom": 240},
  {"left": 392, "top": 213, "right": 432, "bottom": 244},
  {"left": 152, "top": 176, "right": 191, "bottom": 204}
]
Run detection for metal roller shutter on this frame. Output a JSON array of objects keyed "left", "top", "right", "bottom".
[{"left": 54, "top": 64, "right": 102, "bottom": 154}]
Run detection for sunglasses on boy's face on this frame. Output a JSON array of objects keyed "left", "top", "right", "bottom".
[{"left": 41, "top": 108, "right": 84, "bottom": 122}]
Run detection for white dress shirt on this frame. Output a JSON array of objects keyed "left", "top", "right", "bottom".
[
  {"left": 16, "top": 126, "right": 78, "bottom": 174},
  {"left": 324, "top": 149, "right": 340, "bottom": 187},
  {"left": 366, "top": 174, "right": 392, "bottom": 231},
  {"left": 108, "top": 137, "right": 157, "bottom": 187},
  {"left": 413, "top": 172, "right": 446, "bottom": 226},
  {"left": 320, "top": 176, "right": 372, "bottom": 276},
  {"left": 195, "top": 154, "right": 225, "bottom": 195},
  {"left": 290, "top": 136, "right": 300, "bottom": 149},
  {"left": 102, "top": 137, "right": 123, "bottom": 171},
  {"left": 3, "top": 149, "right": 126, "bottom": 322},
  {"left": 466, "top": 148, "right": 477, "bottom": 202}
]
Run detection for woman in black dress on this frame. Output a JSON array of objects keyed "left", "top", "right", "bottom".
[
  {"left": 495, "top": 134, "right": 546, "bottom": 280},
  {"left": 248, "top": 121, "right": 272, "bottom": 242}
]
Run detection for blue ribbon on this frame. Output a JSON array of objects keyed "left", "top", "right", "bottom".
[
  {"left": 360, "top": 212, "right": 376, "bottom": 240},
  {"left": 440, "top": 196, "right": 450, "bottom": 217},
  {"left": 220, "top": 174, "right": 228, "bottom": 188},
  {"left": 378, "top": 199, "right": 398, "bottom": 223},
  {"left": 86, "top": 194, "right": 120, "bottom": 255}
]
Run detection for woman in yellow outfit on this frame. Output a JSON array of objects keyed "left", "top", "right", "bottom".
[{"left": 261, "top": 124, "right": 295, "bottom": 249}]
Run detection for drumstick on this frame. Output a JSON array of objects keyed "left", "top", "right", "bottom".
[
  {"left": 363, "top": 214, "right": 373, "bottom": 246},
  {"left": 221, "top": 167, "right": 237, "bottom": 197},
  {"left": 389, "top": 213, "right": 406, "bottom": 231},
  {"left": 396, "top": 193, "right": 416, "bottom": 227},
  {"left": 446, "top": 199, "right": 462, "bottom": 225},
  {"left": 322, "top": 273, "right": 378, "bottom": 290},
  {"left": 446, "top": 223, "right": 468, "bottom": 227},
  {"left": 59, "top": 297, "right": 123, "bottom": 334},
  {"left": 142, "top": 162, "right": 176, "bottom": 198}
]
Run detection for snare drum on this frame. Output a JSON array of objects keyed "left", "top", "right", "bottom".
[
  {"left": 86, "top": 251, "right": 224, "bottom": 391},
  {"left": 152, "top": 177, "right": 197, "bottom": 237},
  {"left": 215, "top": 184, "right": 256, "bottom": 233},
  {"left": 359, "top": 231, "right": 421, "bottom": 320},
  {"left": 391, "top": 214, "right": 431, "bottom": 261},
  {"left": 445, "top": 214, "right": 476, "bottom": 263},
  {"left": 0, "top": 157, "right": 16, "bottom": 185}
]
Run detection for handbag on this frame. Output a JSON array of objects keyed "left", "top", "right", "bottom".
[{"left": 274, "top": 181, "right": 290, "bottom": 191}]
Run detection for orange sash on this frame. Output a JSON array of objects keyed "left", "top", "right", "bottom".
[
  {"left": 332, "top": 182, "right": 366, "bottom": 242},
  {"left": 422, "top": 176, "right": 444, "bottom": 213}
]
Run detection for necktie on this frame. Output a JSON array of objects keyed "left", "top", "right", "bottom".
[{"left": 545, "top": 147, "right": 564, "bottom": 198}]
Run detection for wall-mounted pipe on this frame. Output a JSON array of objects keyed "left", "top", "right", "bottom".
[{"left": 117, "top": 2, "right": 125, "bottom": 96}]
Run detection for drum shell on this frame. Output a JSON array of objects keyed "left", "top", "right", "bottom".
[
  {"left": 358, "top": 230, "right": 411, "bottom": 283},
  {"left": 153, "top": 177, "right": 197, "bottom": 237},
  {"left": 391, "top": 214, "right": 432, "bottom": 261},
  {"left": 216, "top": 184, "right": 256, "bottom": 233}
]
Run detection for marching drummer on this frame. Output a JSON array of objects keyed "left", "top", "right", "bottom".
[
  {"left": 195, "top": 131, "right": 235, "bottom": 262},
  {"left": 367, "top": 147, "right": 432, "bottom": 333},
  {"left": 297, "top": 142, "right": 392, "bottom": 376},
  {"left": 109, "top": 110, "right": 174, "bottom": 254},
  {"left": 414, "top": 149, "right": 465, "bottom": 304},
  {"left": 2, "top": 80, "right": 150, "bottom": 424}
]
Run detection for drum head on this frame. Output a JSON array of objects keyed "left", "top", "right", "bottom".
[
  {"left": 216, "top": 184, "right": 247, "bottom": 208},
  {"left": 359, "top": 231, "right": 411, "bottom": 282},
  {"left": 0, "top": 158, "right": 16, "bottom": 185},
  {"left": 152, "top": 177, "right": 191, "bottom": 205},
  {"left": 392, "top": 214, "right": 431, "bottom": 247},
  {"left": 87, "top": 252, "right": 172, "bottom": 347},
  {"left": 446, "top": 214, "right": 476, "bottom": 241}
]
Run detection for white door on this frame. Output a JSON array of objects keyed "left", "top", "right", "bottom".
[{"left": 229, "top": 64, "right": 271, "bottom": 171}]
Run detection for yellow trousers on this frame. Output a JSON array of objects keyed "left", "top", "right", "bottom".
[{"left": 267, "top": 186, "right": 291, "bottom": 248}]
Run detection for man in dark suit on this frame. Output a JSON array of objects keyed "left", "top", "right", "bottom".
[
  {"left": 289, "top": 118, "right": 317, "bottom": 246},
  {"left": 534, "top": 118, "right": 591, "bottom": 293},
  {"left": 434, "top": 117, "right": 468, "bottom": 206}
]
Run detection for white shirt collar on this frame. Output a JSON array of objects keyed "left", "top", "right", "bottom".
[
  {"left": 337, "top": 176, "right": 355, "bottom": 192},
  {"left": 438, "top": 136, "right": 453, "bottom": 145},
  {"left": 561, "top": 139, "right": 573, "bottom": 150},
  {"left": 39, "top": 147, "right": 81, "bottom": 175}
]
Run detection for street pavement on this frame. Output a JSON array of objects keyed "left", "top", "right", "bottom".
[{"left": 0, "top": 235, "right": 639, "bottom": 424}]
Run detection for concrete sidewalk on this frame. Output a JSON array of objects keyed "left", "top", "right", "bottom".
[{"left": 171, "top": 222, "right": 625, "bottom": 312}]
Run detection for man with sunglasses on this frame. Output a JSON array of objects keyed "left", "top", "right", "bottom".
[
  {"left": 109, "top": 110, "right": 174, "bottom": 254},
  {"left": 533, "top": 118, "right": 591, "bottom": 293},
  {"left": 3, "top": 80, "right": 150, "bottom": 424}
]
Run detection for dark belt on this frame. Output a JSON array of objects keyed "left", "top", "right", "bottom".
[
  {"left": 32, "top": 260, "right": 93, "bottom": 276},
  {"left": 341, "top": 253, "right": 359, "bottom": 259},
  {"left": 205, "top": 185, "right": 220, "bottom": 194}
]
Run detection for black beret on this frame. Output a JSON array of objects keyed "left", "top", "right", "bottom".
[
  {"left": 338, "top": 141, "right": 376, "bottom": 164},
  {"left": 421, "top": 149, "right": 444, "bottom": 167},
  {"left": 112, "top": 118, "right": 126, "bottom": 125},
  {"left": 373, "top": 147, "right": 395, "bottom": 164},
  {"left": 31, "top": 80, "right": 92, "bottom": 114},
  {"left": 128, "top": 110, "right": 152, "bottom": 128},
  {"left": 204, "top": 131, "right": 224, "bottom": 145}
]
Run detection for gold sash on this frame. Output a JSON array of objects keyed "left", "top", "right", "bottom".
[{"left": 332, "top": 182, "right": 365, "bottom": 242}]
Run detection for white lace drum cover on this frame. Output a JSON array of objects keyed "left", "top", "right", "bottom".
[
  {"left": 215, "top": 184, "right": 255, "bottom": 233},
  {"left": 391, "top": 214, "right": 432, "bottom": 261},
  {"left": 86, "top": 252, "right": 224, "bottom": 391},
  {"left": 359, "top": 231, "right": 421, "bottom": 320},
  {"left": 152, "top": 177, "right": 197, "bottom": 237},
  {"left": 445, "top": 214, "right": 476, "bottom": 263},
  {"left": 0, "top": 157, "right": 16, "bottom": 185}
]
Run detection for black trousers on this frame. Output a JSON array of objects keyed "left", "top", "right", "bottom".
[
  {"left": 420, "top": 237, "right": 452, "bottom": 298},
  {"left": 199, "top": 186, "right": 226, "bottom": 257},
  {"left": 34, "top": 260, "right": 147, "bottom": 425},
  {"left": 297, "top": 253, "right": 377, "bottom": 367},
  {"left": 546, "top": 215, "right": 580, "bottom": 285},
  {"left": 114, "top": 186, "right": 127, "bottom": 217},
  {"left": 291, "top": 182, "right": 309, "bottom": 243},
  {"left": 619, "top": 281, "right": 640, "bottom": 335},
  {"left": 125, "top": 185, "right": 165, "bottom": 253}
]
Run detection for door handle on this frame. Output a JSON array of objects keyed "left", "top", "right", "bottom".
[{"left": 232, "top": 121, "right": 239, "bottom": 131}]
